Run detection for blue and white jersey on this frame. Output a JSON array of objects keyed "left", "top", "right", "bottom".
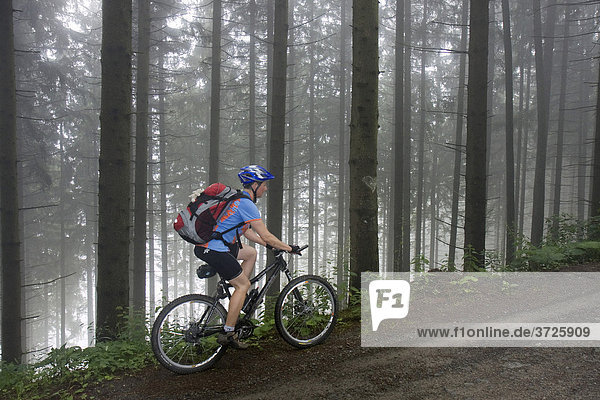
[{"left": 204, "top": 193, "right": 261, "bottom": 252}]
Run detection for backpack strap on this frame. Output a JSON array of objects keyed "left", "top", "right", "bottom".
[
  {"left": 209, "top": 221, "right": 246, "bottom": 248},
  {"left": 209, "top": 189, "right": 251, "bottom": 249}
]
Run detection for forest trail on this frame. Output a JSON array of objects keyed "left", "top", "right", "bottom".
[{"left": 84, "top": 265, "right": 600, "bottom": 400}]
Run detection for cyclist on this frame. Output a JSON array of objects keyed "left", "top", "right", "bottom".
[{"left": 194, "top": 165, "right": 301, "bottom": 349}]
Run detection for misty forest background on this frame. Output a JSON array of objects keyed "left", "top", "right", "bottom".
[{"left": 1, "top": 0, "right": 600, "bottom": 364}]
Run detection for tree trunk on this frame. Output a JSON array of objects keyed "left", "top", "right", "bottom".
[
  {"left": 159, "top": 57, "right": 169, "bottom": 302},
  {"left": 591, "top": 54, "right": 600, "bottom": 218},
  {"left": 518, "top": 48, "right": 532, "bottom": 243},
  {"left": 249, "top": 0, "right": 257, "bottom": 163},
  {"left": 59, "top": 130, "right": 67, "bottom": 346},
  {"left": 392, "top": 0, "right": 405, "bottom": 272},
  {"left": 287, "top": 0, "right": 296, "bottom": 272},
  {"left": 308, "top": 0, "right": 316, "bottom": 276},
  {"left": 349, "top": 0, "right": 379, "bottom": 290},
  {"left": 577, "top": 70, "right": 589, "bottom": 226},
  {"left": 401, "top": 0, "right": 412, "bottom": 272},
  {"left": 133, "top": 0, "right": 151, "bottom": 315},
  {"left": 337, "top": 0, "right": 349, "bottom": 301},
  {"left": 414, "top": 0, "right": 428, "bottom": 267},
  {"left": 551, "top": 11, "right": 570, "bottom": 240},
  {"left": 97, "top": 0, "right": 132, "bottom": 340},
  {"left": 501, "top": 0, "right": 516, "bottom": 264},
  {"left": 209, "top": 0, "right": 222, "bottom": 183},
  {"left": 448, "top": 0, "right": 468, "bottom": 271},
  {"left": 530, "top": 0, "right": 557, "bottom": 246},
  {"left": 266, "top": 0, "right": 289, "bottom": 296},
  {"left": 0, "top": 0, "right": 23, "bottom": 362},
  {"left": 464, "top": 0, "right": 489, "bottom": 270}
]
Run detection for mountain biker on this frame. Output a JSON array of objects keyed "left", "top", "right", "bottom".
[{"left": 194, "top": 164, "right": 301, "bottom": 349}]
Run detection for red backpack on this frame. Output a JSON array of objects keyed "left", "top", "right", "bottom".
[{"left": 173, "top": 183, "right": 246, "bottom": 245}]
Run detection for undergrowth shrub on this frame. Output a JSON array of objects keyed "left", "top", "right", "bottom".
[
  {"left": 0, "top": 315, "right": 154, "bottom": 400},
  {"left": 506, "top": 214, "right": 600, "bottom": 271}
]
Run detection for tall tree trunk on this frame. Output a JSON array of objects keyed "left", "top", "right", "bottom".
[
  {"left": 287, "top": 0, "right": 296, "bottom": 272},
  {"left": 249, "top": 0, "right": 257, "bottom": 163},
  {"left": 349, "top": 0, "right": 379, "bottom": 290},
  {"left": 392, "top": 0, "right": 405, "bottom": 272},
  {"left": 59, "top": 130, "right": 67, "bottom": 346},
  {"left": 501, "top": 0, "right": 516, "bottom": 264},
  {"left": 577, "top": 70, "right": 589, "bottom": 226},
  {"left": 159, "top": 57, "right": 169, "bottom": 302},
  {"left": 133, "top": 0, "right": 151, "bottom": 315},
  {"left": 448, "top": 0, "right": 468, "bottom": 271},
  {"left": 518, "top": 48, "right": 532, "bottom": 243},
  {"left": 590, "top": 54, "right": 600, "bottom": 219},
  {"left": 530, "top": 0, "right": 557, "bottom": 246},
  {"left": 551, "top": 11, "right": 570, "bottom": 240},
  {"left": 401, "top": 0, "right": 412, "bottom": 272},
  {"left": 148, "top": 158, "right": 156, "bottom": 318},
  {"left": 429, "top": 146, "right": 438, "bottom": 268},
  {"left": 97, "top": 0, "right": 132, "bottom": 340},
  {"left": 205, "top": 0, "right": 222, "bottom": 294},
  {"left": 266, "top": 0, "right": 274, "bottom": 165},
  {"left": 0, "top": 0, "right": 22, "bottom": 362},
  {"left": 308, "top": 0, "right": 316, "bottom": 276},
  {"left": 414, "top": 0, "right": 428, "bottom": 266},
  {"left": 266, "top": 0, "right": 289, "bottom": 295},
  {"left": 209, "top": 0, "right": 222, "bottom": 183},
  {"left": 337, "top": 0, "right": 349, "bottom": 301},
  {"left": 464, "top": 0, "right": 489, "bottom": 270}
]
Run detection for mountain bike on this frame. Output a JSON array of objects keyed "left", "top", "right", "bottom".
[{"left": 151, "top": 245, "right": 338, "bottom": 374}]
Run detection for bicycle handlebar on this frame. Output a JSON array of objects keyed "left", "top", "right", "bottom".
[{"left": 272, "top": 244, "right": 308, "bottom": 257}]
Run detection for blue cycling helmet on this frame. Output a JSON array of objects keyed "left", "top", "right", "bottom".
[{"left": 238, "top": 165, "right": 275, "bottom": 186}]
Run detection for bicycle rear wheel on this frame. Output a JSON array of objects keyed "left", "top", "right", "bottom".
[
  {"left": 275, "top": 275, "right": 338, "bottom": 348},
  {"left": 151, "top": 294, "right": 227, "bottom": 374}
]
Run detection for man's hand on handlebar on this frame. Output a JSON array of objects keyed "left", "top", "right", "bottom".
[
  {"left": 289, "top": 244, "right": 309, "bottom": 255},
  {"left": 289, "top": 245, "right": 302, "bottom": 255},
  {"left": 266, "top": 243, "right": 307, "bottom": 255}
]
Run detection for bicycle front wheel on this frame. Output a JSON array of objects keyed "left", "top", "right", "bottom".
[
  {"left": 275, "top": 275, "right": 338, "bottom": 348},
  {"left": 151, "top": 294, "right": 227, "bottom": 374}
]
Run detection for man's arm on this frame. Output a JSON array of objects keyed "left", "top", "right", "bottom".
[
  {"left": 248, "top": 219, "right": 292, "bottom": 252},
  {"left": 243, "top": 227, "right": 267, "bottom": 246}
]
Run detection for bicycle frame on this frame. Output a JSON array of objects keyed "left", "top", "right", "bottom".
[{"left": 200, "top": 250, "right": 295, "bottom": 329}]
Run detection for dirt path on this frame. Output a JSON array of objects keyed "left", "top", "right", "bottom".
[
  {"left": 85, "top": 322, "right": 600, "bottom": 399},
  {"left": 84, "top": 265, "right": 600, "bottom": 400}
]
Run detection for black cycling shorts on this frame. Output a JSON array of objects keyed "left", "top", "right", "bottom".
[{"left": 194, "top": 244, "right": 242, "bottom": 281}]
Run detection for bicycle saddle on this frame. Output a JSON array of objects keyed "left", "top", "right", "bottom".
[{"left": 196, "top": 264, "right": 217, "bottom": 279}]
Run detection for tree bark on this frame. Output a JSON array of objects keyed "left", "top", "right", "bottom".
[
  {"left": 97, "top": 0, "right": 132, "bottom": 340},
  {"left": 209, "top": 0, "right": 222, "bottom": 183},
  {"left": 551, "top": 10, "right": 570, "bottom": 240},
  {"left": 401, "top": 0, "right": 412, "bottom": 272},
  {"left": 464, "top": 0, "right": 489, "bottom": 270},
  {"left": 249, "top": 0, "right": 257, "bottom": 163},
  {"left": 392, "top": 0, "right": 405, "bottom": 272},
  {"left": 414, "top": 0, "right": 428, "bottom": 266},
  {"left": 448, "top": 0, "right": 468, "bottom": 271},
  {"left": 591, "top": 54, "right": 600, "bottom": 219},
  {"left": 158, "top": 56, "right": 169, "bottom": 301},
  {"left": 337, "top": 0, "right": 349, "bottom": 299},
  {"left": 349, "top": 0, "right": 380, "bottom": 289},
  {"left": 133, "top": 0, "right": 151, "bottom": 315},
  {"left": 287, "top": 0, "right": 296, "bottom": 272},
  {"left": 530, "top": 0, "right": 557, "bottom": 246},
  {"left": 0, "top": 0, "right": 23, "bottom": 362},
  {"left": 266, "top": 0, "right": 289, "bottom": 295},
  {"left": 308, "top": 0, "right": 316, "bottom": 276},
  {"left": 501, "top": 0, "right": 516, "bottom": 263}
]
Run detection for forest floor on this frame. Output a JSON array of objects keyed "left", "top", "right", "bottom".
[{"left": 80, "top": 264, "right": 600, "bottom": 400}]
